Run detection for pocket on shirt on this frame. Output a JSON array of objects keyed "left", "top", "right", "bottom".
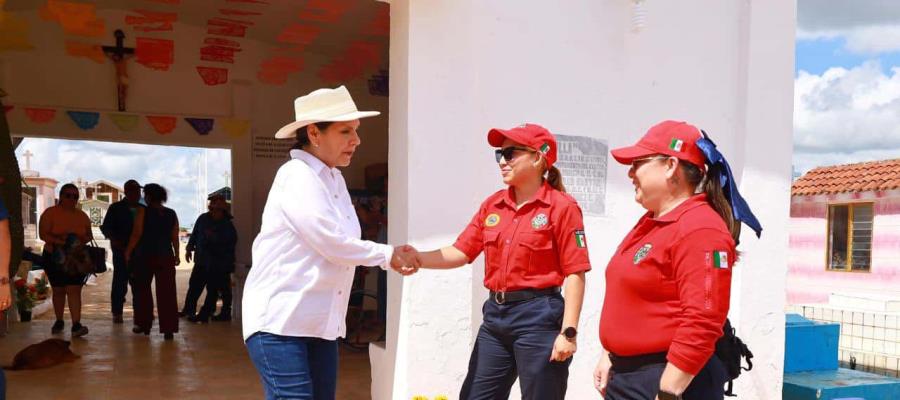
[
  {"left": 518, "top": 230, "right": 555, "bottom": 275},
  {"left": 483, "top": 230, "right": 501, "bottom": 267}
]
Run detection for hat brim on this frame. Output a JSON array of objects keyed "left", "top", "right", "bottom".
[
  {"left": 610, "top": 144, "right": 658, "bottom": 165},
  {"left": 274, "top": 110, "right": 381, "bottom": 139},
  {"left": 487, "top": 128, "right": 530, "bottom": 148}
]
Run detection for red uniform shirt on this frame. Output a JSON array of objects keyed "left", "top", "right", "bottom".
[
  {"left": 599, "top": 194, "right": 735, "bottom": 375},
  {"left": 453, "top": 183, "right": 592, "bottom": 292}
]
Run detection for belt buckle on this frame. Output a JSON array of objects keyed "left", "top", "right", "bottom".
[{"left": 494, "top": 291, "right": 506, "bottom": 304}]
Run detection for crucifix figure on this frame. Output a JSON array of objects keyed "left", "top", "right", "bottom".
[{"left": 102, "top": 30, "right": 135, "bottom": 112}]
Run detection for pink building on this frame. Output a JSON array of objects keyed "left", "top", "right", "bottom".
[{"left": 789, "top": 159, "right": 900, "bottom": 304}]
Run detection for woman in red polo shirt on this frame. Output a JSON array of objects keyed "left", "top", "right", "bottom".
[
  {"left": 593, "top": 120, "right": 762, "bottom": 400},
  {"left": 414, "top": 123, "right": 591, "bottom": 400}
]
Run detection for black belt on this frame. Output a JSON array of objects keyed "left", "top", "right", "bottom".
[
  {"left": 609, "top": 352, "right": 668, "bottom": 373},
  {"left": 489, "top": 287, "right": 560, "bottom": 304}
]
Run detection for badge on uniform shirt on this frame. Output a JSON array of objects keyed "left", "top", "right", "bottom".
[
  {"left": 707, "top": 250, "right": 730, "bottom": 269},
  {"left": 531, "top": 213, "right": 548, "bottom": 229},
  {"left": 574, "top": 230, "right": 587, "bottom": 248},
  {"left": 633, "top": 243, "right": 652, "bottom": 264},
  {"left": 485, "top": 213, "right": 501, "bottom": 227}
]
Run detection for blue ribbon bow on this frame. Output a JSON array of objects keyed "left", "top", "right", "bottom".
[{"left": 695, "top": 131, "right": 763, "bottom": 239}]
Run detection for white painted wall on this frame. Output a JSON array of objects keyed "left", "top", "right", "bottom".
[
  {"left": 375, "top": 1, "right": 795, "bottom": 399},
  {"left": 0, "top": 9, "right": 389, "bottom": 266}
]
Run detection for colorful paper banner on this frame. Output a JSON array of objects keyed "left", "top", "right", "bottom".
[
  {"left": 109, "top": 113, "right": 139, "bottom": 131},
  {"left": 276, "top": 23, "right": 320, "bottom": 46},
  {"left": 147, "top": 116, "right": 177, "bottom": 134},
  {"left": 67, "top": 111, "right": 100, "bottom": 130},
  {"left": 40, "top": 0, "right": 105, "bottom": 37},
  {"left": 126, "top": 9, "right": 177, "bottom": 32},
  {"left": 65, "top": 41, "right": 105, "bottom": 63},
  {"left": 221, "top": 118, "right": 249, "bottom": 138},
  {"left": 136, "top": 37, "right": 174, "bottom": 71},
  {"left": 185, "top": 118, "right": 214, "bottom": 135},
  {"left": 197, "top": 66, "right": 228, "bottom": 86},
  {"left": 257, "top": 56, "right": 303, "bottom": 85},
  {"left": 0, "top": 10, "right": 34, "bottom": 51},
  {"left": 24, "top": 108, "right": 56, "bottom": 123},
  {"left": 298, "top": 0, "right": 352, "bottom": 23}
]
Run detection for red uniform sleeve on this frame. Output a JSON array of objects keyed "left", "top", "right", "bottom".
[
  {"left": 554, "top": 202, "right": 591, "bottom": 275},
  {"left": 452, "top": 205, "right": 486, "bottom": 263},
  {"left": 666, "top": 228, "right": 735, "bottom": 375}
]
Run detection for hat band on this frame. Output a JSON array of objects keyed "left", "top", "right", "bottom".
[{"left": 294, "top": 103, "right": 360, "bottom": 121}]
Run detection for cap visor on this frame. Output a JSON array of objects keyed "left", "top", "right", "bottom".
[
  {"left": 487, "top": 128, "right": 531, "bottom": 147},
  {"left": 610, "top": 145, "right": 656, "bottom": 165},
  {"left": 274, "top": 110, "right": 381, "bottom": 139}
]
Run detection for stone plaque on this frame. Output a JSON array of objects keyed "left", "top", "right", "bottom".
[{"left": 555, "top": 134, "right": 608, "bottom": 216}]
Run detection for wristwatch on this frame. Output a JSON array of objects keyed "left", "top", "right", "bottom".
[
  {"left": 657, "top": 390, "right": 682, "bottom": 400},
  {"left": 562, "top": 327, "right": 577, "bottom": 340}
]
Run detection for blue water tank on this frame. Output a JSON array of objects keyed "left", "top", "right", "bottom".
[{"left": 784, "top": 313, "right": 840, "bottom": 373}]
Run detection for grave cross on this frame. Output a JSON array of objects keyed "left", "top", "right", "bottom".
[{"left": 102, "top": 30, "right": 136, "bottom": 112}]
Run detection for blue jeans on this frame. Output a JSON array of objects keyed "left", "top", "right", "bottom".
[
  {"left": 245, "top": 332, "right": 338, "bottom": 400},
  {"left": 460, "top": 294, "right": 570, "bottom": 400}
]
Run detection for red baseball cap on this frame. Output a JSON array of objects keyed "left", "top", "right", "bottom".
[
  {"left": 610, "top": 120, "right": 707, "bottom": 170},
  {"left": 487, "top": 123, "right": 558, "bottom": 167}
]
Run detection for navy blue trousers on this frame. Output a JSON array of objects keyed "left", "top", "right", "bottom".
[
  {"left": 246, "top": 332, "right": 338, "bottom": 400},
  {"left": 605, "top": 355, "right": 728, "bottom": 400},
  {"left": 460, "top": 294, "right": 570, "bottom": 400}
]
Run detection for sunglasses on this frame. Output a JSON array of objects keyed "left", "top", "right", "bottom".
[
  {"left": 630, "top": 155, "right": 668, "bottom": 170},
  {"left": 494, "top": 146, "right": 537, "bottom": 163}
]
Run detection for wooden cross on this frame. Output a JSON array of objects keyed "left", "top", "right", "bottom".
[{"left": 102, "top": 30, "right": 135, "bottom": 112}]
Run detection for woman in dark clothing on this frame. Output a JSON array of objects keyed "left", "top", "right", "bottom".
[
  {"left": 125, "top": 183, "right": 180, "bottom": 340},
  {"left": 189, "top": 194, "right": 237, "bottom": 323}
]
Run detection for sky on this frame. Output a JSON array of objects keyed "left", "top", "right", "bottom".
[
  {"left": 793, "top": 0, "right": 900, "bottom": 175},
  {"left": 14, "top": 139, "right": 230, "bottom": 228}
]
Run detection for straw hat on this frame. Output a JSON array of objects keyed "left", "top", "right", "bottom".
[{"left": 274, "top": 86, "right": 380, "bottom": 139}]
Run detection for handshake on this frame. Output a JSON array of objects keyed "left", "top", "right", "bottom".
[{"left": 390, "top": 245, "right": 422, "bottom": 276}]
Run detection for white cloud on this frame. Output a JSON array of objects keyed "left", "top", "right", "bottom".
[
  {"left": 797, "top": 0, "right": 900, "bottom": 55},
  {"left": 15, "top": 139, "right": 231, "bottom": 227},
  {"left": 793, "top": 61, "right": 900, "bottom": 174}
]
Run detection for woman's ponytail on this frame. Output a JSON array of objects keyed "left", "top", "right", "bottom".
[
  {"left": 682, "top": 162, "right": 740, "bottom": 242},
  {"left": 546, "top": 166, "right": 566, "bottom": 193}
]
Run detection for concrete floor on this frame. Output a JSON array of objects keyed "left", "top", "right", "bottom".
[{"left": 1, "top": 266, "right": 372, "bottom": 399}]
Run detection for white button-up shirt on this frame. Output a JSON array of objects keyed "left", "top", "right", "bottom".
[{"left": 242, "top": 149, "right": 393, "bottom": 341}]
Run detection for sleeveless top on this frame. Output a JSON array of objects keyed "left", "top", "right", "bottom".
[{"left": 138, "top": 206, "right": 177, "bottom": 257}]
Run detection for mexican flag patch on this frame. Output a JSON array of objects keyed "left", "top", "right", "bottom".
[
  {"left": 669, "top": 138, "right": 684, "bottom": 152},
  {"left": 540, "top": 142, "right": 551, "bottom": 154},
  {"left": 574, "top": 230, "right": 587, "bottom": 248},
  {"left": 712, "top": 250, "right": 729, "bottom": 269}
]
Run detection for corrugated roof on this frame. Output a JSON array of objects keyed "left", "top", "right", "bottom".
[{"left": 792, "top": 159, "right": 900, "bottom": 196}]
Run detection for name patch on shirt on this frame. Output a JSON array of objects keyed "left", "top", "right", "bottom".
[
  {"left": 485, "top": 213, "right": 501, "bottom": 227},
  {"left": 574, "top": 230, "right": 587, "bottom": 248},
  {"left": 633, "top": 243, "right": 652, "bottom": 264}
]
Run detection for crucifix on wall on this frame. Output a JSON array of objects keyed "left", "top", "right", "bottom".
[{"left": 102, "top": 30, "right": 135, "bottom": 112}]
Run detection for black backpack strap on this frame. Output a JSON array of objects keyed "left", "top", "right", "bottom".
[{"left": 724, "top": 380, "right": 736, "bottom": 397}]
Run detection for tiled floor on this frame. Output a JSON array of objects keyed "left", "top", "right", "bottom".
[{"left": 1, "top": 267, "right": 372, "bottom": 399}]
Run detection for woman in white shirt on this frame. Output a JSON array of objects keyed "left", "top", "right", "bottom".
[{"left": 243, "top": 86, "right": 417, "bottom": 400}]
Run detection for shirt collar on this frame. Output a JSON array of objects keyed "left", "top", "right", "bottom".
[
  {"left": 646, "top": 193, "right": 708, "bottom": 223},
  {"left": 290, "top": 149, "right": 338, "bottom": 177},
  {"left": 494, "top": 181, "right": 553, "bottom": 209}
]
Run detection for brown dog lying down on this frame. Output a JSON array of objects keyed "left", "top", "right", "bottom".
[{"left": 4, "top": 339, "right": 80, "bottom": 370}]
